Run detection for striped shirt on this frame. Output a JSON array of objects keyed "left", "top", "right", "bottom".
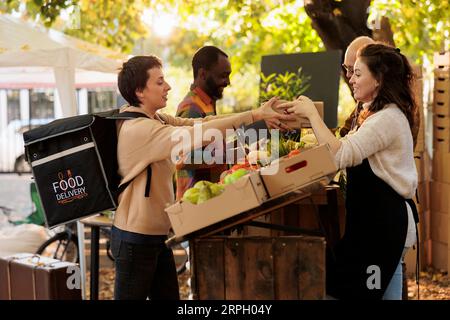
[{"left": 175, "top": 86, "right": 229, "bottom": 200}]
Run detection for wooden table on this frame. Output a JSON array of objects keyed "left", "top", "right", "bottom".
[{"left": 165, "top": 188, "right": 315, "bottom": 247}]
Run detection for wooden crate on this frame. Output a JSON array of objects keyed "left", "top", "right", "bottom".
[
  {"left": 191, "top": 235, "right": 326, "bottom": 300},
  {"left": 243, "top": 186, "right": 345, "bottom": 249}
]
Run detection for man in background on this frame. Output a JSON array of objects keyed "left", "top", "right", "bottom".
[
  {"left": 339, "top": 36, "right": 420, "bottom": 147},
  {"left": 175, "top": 46, "right": 231, "bottom": 200},
  {"left": 339, "top": 36, "right": 375, "bottom": 137}
]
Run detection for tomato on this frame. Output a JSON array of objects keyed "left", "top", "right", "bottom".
[
  {"left": 287, "top": 149, "right": 301, "bottom": 158},
  {"left": 231, "top": 163, "right": 249, "bottom": 171}
]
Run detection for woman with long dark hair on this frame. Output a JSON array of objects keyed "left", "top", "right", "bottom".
[{"left": 278, "top": 43, "right": 419, "bottom": 299}]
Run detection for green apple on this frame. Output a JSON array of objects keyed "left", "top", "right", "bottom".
[
  {"left": 182, "top": 187, "right": 199, "bottom": 204},
  {"left": 209, "top": 183, "right": 225, "bottom": 196},
  {"left": 197, "top": 185, "right": 213, "bottom": 204},
  {"left": 224, "top": 168, "right": 249, "bottom": 185}
]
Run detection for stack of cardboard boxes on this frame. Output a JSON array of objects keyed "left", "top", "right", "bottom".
[
  {"left": 430, "top": 51, "right": 450, "bottom": 272},
  {"left": 404, "top": 64, "right": 431, "bottom": 275}
]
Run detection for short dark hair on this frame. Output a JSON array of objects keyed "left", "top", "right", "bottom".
[
  {"left": 192, "top": 46, "right": 228, "bottom": 79},
  {"left": 118, "top": 55, "right": 162, "bottom": 106}
]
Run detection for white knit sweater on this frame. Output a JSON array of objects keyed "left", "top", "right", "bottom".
[
  {"left": 335, "top": 103, "right": 417, "bottom": 199},
  {"left": 335, "top": 103, "right": 418, "bottom": 247}
]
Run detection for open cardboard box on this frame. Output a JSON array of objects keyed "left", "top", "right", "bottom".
[
  {"left": 272, "top": 100, "right": 324, "bottom": 128},
  {"left": 434, "top": 69, "right": 450, "bottom": 92},
  {"left": 165, "top": 172, "right": 268, "bottom": 238},
  {"left": 166, "top": 144, "right": 338, "bottom": 238},
  {"left": 434, "top": 88, "right": 450, "bottom": 105},
  {"left": 259, "top": 143, "right": 338, "bottom": 198},
  {"left": 433, "top": 150, "right": 450, "bottom": 183},
  {"left": 434, "top": 51, "right": 450, "bottom": 67}
]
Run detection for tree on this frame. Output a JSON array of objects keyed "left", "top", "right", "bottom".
[
  {"left": 1, "top": 0, "right": 148, "bottom": 53},
  {"left": 2, "top": 0, "right": 449, "bottom": 117},
  {"left": 3, "top": 1, "right": 449, "bottom": 65}
]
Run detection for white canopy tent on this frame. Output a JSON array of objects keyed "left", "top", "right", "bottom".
[
  {"left": 0, "top": 14, "right": 127, "bottom": 117},
  {"left": 0, "top": 14, "right": 129, "bottom": 300}
]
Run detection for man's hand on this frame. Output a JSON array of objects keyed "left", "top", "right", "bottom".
[
  {"left": 252, "top": 97, "right": 297, "bottom": 129},
  {"left": 276, "top": 95, "right": 319, "bottom": 119}
]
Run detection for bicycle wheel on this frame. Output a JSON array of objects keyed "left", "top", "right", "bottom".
[{"left": 36, "top": 231, "right": 79, "bottom": 263}]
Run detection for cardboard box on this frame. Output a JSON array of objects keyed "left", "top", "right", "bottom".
[
  {"left": 415, "top": 153, "right": 424, "bottom": 182},
  {"left": 273, "top": 101, "right": 324, "bottom": 128},
  {"left": 430, "top": 211, "right": 448, "bottom": 244},
  {"left": 434, "top": 72, "right": 450, "bottom": 92},
  {"left": 404, "top": 228, "right": 428, "bottom": 276},
  {"left": 434, "top": 88, "right": 450, "bottom": 105},
  {"left": 433, "top": 114, "right": 450, "bottom": 128},
  {"left": 434, "top": 51, "right": 450, "bottom": 67},
  {"left": 165, "top": 172, "right": 268, "bottom": 237},
  {"left": 432, "top": 150, "right": 450, "bottom": 183},
  {"left": 433, "top": 137, "right": 450, "bottom": 153},
  {"left": 415, "top": 140, "right": 425, "bottom": 153},
  {"left": 415, "top": 181, "right": 429, "bottom": 211},
  {"left": 434, "top": 67, "right": 450, "bottom": 78},
  {"left": 414, "top": 133, "right": 425, "bottom": 152},
  {"left": 431, "top": 240, "right": 448, "bottom": 271},
  {"left": 259, "top": 144, "right": 338, "bottom": 199},
  {"left": 432, "top": 100, "right": 450, "bottom": 116},
  {"left": 433, "top": 125, "right": 450, "bottom": 140},
  {"left": 431, "top": 181, "right": 450, "bottom": 214},
  {"left": 404, "top": 245, "right": 418, "bottom": 276},
  {"left": 430, "top": 181, "right": 450, "bottom": 214},
  {"left": 192, "top": 235, "right": 326, "bottom": 300}
]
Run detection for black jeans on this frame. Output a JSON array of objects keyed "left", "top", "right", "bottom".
[{"left": 110, "top": 235, "right": 180, "bottom": 300}]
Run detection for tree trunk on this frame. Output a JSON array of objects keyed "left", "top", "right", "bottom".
[
  {"left": 304, "top": 0, "right": 395, "bottom": 98},
  {"left": 304, "top": 0, "right": 373, "bottom": 53}
]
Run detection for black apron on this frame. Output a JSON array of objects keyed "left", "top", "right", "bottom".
[{"left": 326, "top": 159, "right": 413, "bottom": 299}]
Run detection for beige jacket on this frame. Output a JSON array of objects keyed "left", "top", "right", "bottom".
[{"left": 113, "top": 105, "right": 254, "bottom": 235}]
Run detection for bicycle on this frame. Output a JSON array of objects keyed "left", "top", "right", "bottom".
[
  {"left": 2, "top": 183, "right": 189, "bottom": 273},
  {"left": 0, "top": 182, "right": 80, "bottom": 264}
]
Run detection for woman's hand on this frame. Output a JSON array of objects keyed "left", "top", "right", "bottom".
[
  {"left": 251, "top": 97, "right": 297, "bottom": 130},
  {"left": 276, "top": 95, "right": 319, "bottom": 120}
]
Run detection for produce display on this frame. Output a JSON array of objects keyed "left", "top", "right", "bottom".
[{"left": 181, "top": 131, "right": 320, "bottom": 205}]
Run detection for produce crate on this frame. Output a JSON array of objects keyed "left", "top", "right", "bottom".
[
  {"left": 165, "top": 144, "right": 337, "bottom": 239},
  {"left": 191, "top": 235, "right": 326, "bottom": 300},
  {"left": 260, "top": 144, "right": 337, "bottom": 198},
  {"left": 166, "top": 172, "right": 268, "bottom": 238}
]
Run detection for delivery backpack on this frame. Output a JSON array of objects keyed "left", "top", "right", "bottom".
[{"left": 23, "top": 110, "right": 152, "bottom": 228}]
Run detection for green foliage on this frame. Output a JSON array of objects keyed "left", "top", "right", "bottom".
[
  {"left": 1, "top": 0, "right": 148, "bottom": 53},
  {"left": 259, "top": 67, "right": 311, "bottom": 103},
  {"left": 3, "top": 0, "right": 450, "bottom": 116},
  {"left": 371, "top": 0, "right": 450, "bottom": 64}
]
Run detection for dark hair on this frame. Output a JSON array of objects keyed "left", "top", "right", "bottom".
[
  {"left": 357, "top": 43, "right": 416, "bottom": 132},
  {"left": 192, "top": 46, "right": 228, "bottom": 79},
  {"left": 118, "top": 55, "right": 162, "bottom": 106}
]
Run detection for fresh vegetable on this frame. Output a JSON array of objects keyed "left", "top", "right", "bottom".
[
  {"left": 223, "top": 168, "right": 249, "bottom": 185},
  {"left": 182, "top": 180, "right": 225, "bottom": 204}
]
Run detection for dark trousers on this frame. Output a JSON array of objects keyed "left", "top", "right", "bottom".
[{"left": 110, "top": 236, "right": 180, "bottom": 300}]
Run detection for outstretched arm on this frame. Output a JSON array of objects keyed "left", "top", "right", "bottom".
[{"left": 277, "top": 96, "right": 342, "bottom": 154}]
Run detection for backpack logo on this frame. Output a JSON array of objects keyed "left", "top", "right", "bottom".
[{"left": 52, "top": 169, "right": 88, "bottom": 204}]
